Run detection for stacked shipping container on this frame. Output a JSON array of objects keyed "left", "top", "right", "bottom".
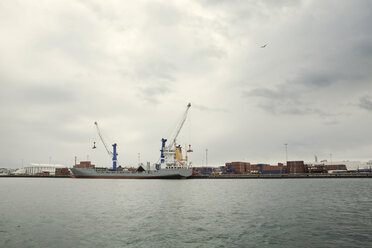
[
  {"left": 55, "top": 168, "right": 71, "bottom": 177},
  {"left": 286, "top": 161, "right": 305, "bottom": 173},
  {"left": 225, "top": 162, "right": 285, "bottom": 174},
  {"left": 193, "top": 167, "right": 213, "bottom": 174},
  {"left": 261, "top": 165, "right": 284, "bottom": 174},
  {"left": 225, "top": 162, "right": 251, "bottom": 174},
  {"left": 326, "top": 164, "right": 347, "bottom": 170},
  {"left": 192, "top": 161, "right": 349, "bottom": 176}
]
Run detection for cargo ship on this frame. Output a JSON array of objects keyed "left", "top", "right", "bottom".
[
  {"left": 70, "top": 103, "right": 193, "bottom": 179},
  {"left": 70, "top": 163, "right": 192, "bottom": 179}
]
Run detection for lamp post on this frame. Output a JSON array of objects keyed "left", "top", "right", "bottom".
[
  {"left": 284, "top": 144, "right": 288, "bottom": 164},
  {"left": 206, "top": 149, "right": 208, "bottom": 166}
]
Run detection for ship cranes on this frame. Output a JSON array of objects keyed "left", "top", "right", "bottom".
[
  {"left": 94, "top": 121, "right": 118, "bottom": 171},
  {"left": 70, "top": 105, "right": 193, "bottom": 179},
  {"left": 160, "top": 103, "right": 192, "bottom": 170}
]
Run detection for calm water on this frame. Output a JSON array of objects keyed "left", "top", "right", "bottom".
[{"left": 0, "top": 178, "right": 371, "bottom": 248}]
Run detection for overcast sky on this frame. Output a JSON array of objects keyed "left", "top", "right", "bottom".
[{"left": 1, "top": 0, "right": 372, "bottom": 168}]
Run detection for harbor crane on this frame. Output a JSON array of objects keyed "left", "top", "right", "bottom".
[
  {"left": 160, "top": 103, "right": 191, "bottom": 164},
  {"left": 94, "top": 121, "right": 118, "bottom": 170}
]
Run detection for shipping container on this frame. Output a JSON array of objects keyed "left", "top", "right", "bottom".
[{"left": 326, "top": 164, "right": 347, "bottom": 170}]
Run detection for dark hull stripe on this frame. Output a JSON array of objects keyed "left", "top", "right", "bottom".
[{"left": 71, "top": 175, "right": 188, "bottom": 179}]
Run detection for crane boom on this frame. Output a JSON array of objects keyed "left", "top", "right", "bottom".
[
  {"left": 167, "top": 103, "right": 191, "bottom": 149},
  {"left": 94, "top": 121, "right": 118, "bottom": 170},
  {"left": 94, "top": 121, "right": 113, "bottom": 157}
]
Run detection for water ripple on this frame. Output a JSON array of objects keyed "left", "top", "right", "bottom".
[{"left": 0, "top": 178, "right": 371, "bottom": 247}]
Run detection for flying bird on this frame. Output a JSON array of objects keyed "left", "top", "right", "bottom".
[{"left": 261, "top": 44, "right": 267, "bottom": 48}]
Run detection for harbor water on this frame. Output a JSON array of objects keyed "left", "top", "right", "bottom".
[{"left": 1, "top": 178, "right": 371, "bottom": 248}]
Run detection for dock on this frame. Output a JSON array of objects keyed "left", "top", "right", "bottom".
[{"left": 190, "top": 173, "right": 372, "bottom": 179}]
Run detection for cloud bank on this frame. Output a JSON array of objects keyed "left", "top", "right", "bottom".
[{"left": 1, "top": 0, "right": 372, "bottom": 168}]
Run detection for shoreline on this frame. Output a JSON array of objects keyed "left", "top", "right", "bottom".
[{"left": 1, "top": 173, "right": 372, "bottom": 179}]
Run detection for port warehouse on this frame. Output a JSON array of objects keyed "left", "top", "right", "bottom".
[
  {"left": 193, "top": 161, "right": 372, "bottom": 175},
  {"left": 3, "top": 164, "right": 71, "bottom": 177}
]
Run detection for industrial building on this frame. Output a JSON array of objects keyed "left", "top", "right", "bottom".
[{"left": 16, "top": 163, "right": 67, "bottom": 176}]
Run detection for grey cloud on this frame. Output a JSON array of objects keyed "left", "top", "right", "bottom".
[
  {"left": 192, "top": 47, "right": 227, "bottom": 60},
  {"left": 355, "top": 36, "right": 372, "bottom": 59},
  {"left": 238, "top": 0, "right": 372, "bottom": 117},
  {"left": 245, "top": 95, "right": 310, "bottom": 116},
  {"left": 133, "top": 60, "right": 177, "bottom": 103},
  {"left": 323, "top": 120, "right": 340, "bottom": 126},
  {"left": 79, "top": 0, "right": 115, "bottom": 22},
  {"left": 199, "top": 0, "right": 300, "bottom": 9},
  {"left": 244, "top": 87, "right": 295, "bottom": 99},
  {"left": 135, "top": 60, "right": 177, "bottom": 82},
  {"left": 289, "top": 68, "right": 367, "bottom": 89},
  {"left": 30, "top": 12, "right": 105, "bottom": 65},
  {"left": 296, "top": 71, "right": 345, "bottom": 88},
  {"left": 243, "top": 79, "right": 348, "bottom": 117},
  {"left": 244, "top": 90, "right": 295, "bottom": 115},
  {"left": 140, "top": 82, "right": 171, "bottom": 104},
  {"left": 193, "top": 104, "right": 229, "bottom": 113},
  {"left": 359, "top": 96, "right": 372, "bottom": 111},
  {"left": 20, "top": 85, "right": 77, "bottom": 105},
  {"left": 144, "top": 2, "right": 183, "bottom": 27},
  {"left": 257, "top": 101, "right": 323, "bottom": 116},
  {"left": 243, "top": 62, "right": 370, "bottom": 116}
]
